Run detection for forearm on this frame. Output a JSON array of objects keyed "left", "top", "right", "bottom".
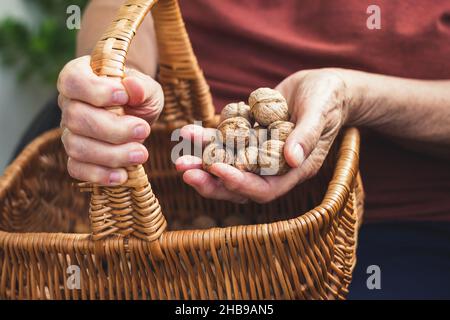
[
  {"left": 340, "top": 69, "right": 450, "bottom": 148},
  {"left": 76, "top": 0, "right": 158, "bottom": 77}
]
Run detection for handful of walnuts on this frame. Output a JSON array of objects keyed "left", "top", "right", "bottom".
[{"left": 202, "top": 88, "right": 294, "bottom": 176}]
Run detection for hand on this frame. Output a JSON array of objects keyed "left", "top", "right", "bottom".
[
  {"left": 175, "top": 69, "right": 350, "bottom": 203},
  {"left": 57, "top": 55, "right": 164, "bottom": 185}
]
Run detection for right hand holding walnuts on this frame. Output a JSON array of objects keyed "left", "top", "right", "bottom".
[{"left": 176, "top": 69, "right": 350, "bottom": 204}]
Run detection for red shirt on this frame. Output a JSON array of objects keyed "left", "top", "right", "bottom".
[{"left": 179, "top": 0, "right": 450, "bottom": 222}]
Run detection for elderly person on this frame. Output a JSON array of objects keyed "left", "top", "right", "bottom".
[{"left": 17, "top": 0, "right": 450, "bottom": 298}]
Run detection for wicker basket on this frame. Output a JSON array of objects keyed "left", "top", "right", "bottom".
[{"left": 0, "top": 0, "right": 363, "bottom": 300}]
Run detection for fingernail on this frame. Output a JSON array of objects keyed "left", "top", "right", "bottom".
[
  {"left": 129, "top": 150, "right": 145, "bottom": 164},
  {"left": 292, "top": 144, "right": 304, "bottom": 167},
  {"left": 112, "top": 90, "right": 128, "bottom": 105},
  {"left": 109, "top": 171, "right": 125, "bottom": 185},
  {"left": 133, "top": 125, "right": 148, "bottom": 139}
]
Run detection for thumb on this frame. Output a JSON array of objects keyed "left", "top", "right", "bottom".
[
  {"left": 122, "top": 69, "right": 164, "bottom": 124},
  {"left": 284, "top": 112, "right": 324, "bottom": 168}
]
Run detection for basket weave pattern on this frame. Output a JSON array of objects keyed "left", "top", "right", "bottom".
[{"left": 0, "top": 0, "right": 363, "bottom": 300}]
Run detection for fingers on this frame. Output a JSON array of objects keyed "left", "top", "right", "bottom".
[
  {"left": 57, "top": 56, "right": 166, "bottom": 186},
  {"left": 62, "top": 128, "right": 148, "bottom": 168},
  {"left": 180, "top": 124, "right": 217, "bottom": 145},
  {"left": 207, "top": 163, "right": 275, "bottom": 203},
  {"left": 58, "top": 56, "right": 129, "bottom": 107},
  {"left": 67, "top": 157, "right": 128, "bottom": 186},
  {"left": 183, "top": 169, "right": 248, "bottom": 204},
  {"left": 278, "top": 70, "right": 346, "bottom": 169},
  {"left": 176, "top": 156, "right": 249, "bottom": 203},
  {"left": 176, "top": 145, "right": 303, "bottom": 204},
  {"left": 122, "top": 69, "right": 164, "bottom": 124},
  {"left": 175, "top": 155, "right": 203, "bottom": 171},
  {"left": 59, "top": 95, "right": 150, "bottom": 145},
  {"left": 58, "top": 56, "right": 164, "bottom": 124},
  {"left": 176, "top": 126, "right": 303, "bottom": 203},
  {"left": 284, "top": 117, "right": 323, "bottom": 168},
  {"left": 208, "top": 162, "right": 312, "bottom": 204},
  {"left": 282, "top": 88, "right": 327, "bottom": 167}
]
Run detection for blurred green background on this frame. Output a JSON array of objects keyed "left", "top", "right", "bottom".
[
  {"left": 0, "top": 0, "right": 88, "bottom": 86},
  {"left": 0, "top": 0, "right": 87, "bottom": 171}
]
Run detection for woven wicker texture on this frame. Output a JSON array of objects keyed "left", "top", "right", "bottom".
[{"left": 0, "top": 0, "right": 364, "bottom": 300}]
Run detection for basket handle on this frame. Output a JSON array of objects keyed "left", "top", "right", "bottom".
[
  {"left": 90, "top": 0, "right": 158, "bottom": 81},
  {"left": 84, "top": 0, "right": 167, "bottom": 247},
  {"left": 91, "top": 0, "right": 217, "bottom": 128}
]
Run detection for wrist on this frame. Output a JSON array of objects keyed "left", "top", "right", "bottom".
[
  {"left": 281, "top": 68, "right": 371, "bottom": 127},
  {"left": 329, "top": 68, "right": 368, "bottom": 127},
  {"left": 302, "top": 67, "right": 367, "bottom": 126},
  {"left": 320, "top": 68, "right": 373, "bottom": 126}
]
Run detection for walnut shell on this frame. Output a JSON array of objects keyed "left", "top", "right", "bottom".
[
  {"left": 220, "top": 101, "right": 252, "bottom": 123},
  {"left": 202, "top": 142, "right": 234, "bottom": 172},
  {"left": 223, "top": 215, "right": 250, "bottom": 227},
  {"left": 217, "top": 116, "right": 251, "bottom": 149},
  {"left": 268, "top": 121, "right": 294, "bottom": 142},
  {"left": 258, "top": 139, "right": 290, "bottom": 176},
  {"left": 191, "top": 215, "right": 217, "bottom": 229},
  {"left": 248, "top": 88, "right": 289, "bottom": 126},
  {"left": 235, "top": 146, "right": 259, "bottom": 173},
  {"left": 249, "top": 126, "right": 269, "bottom": 147},
  {"left": 170, "top": 219, "right": 185, "bottom": 230}
]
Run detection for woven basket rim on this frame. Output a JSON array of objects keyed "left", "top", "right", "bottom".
[{"left": 0, "top": 126, "right": 360, "bottom": 251}]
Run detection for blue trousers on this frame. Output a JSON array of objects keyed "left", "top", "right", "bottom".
[{"left": 348, "top": 221, "right": 450, "bottom": 299}]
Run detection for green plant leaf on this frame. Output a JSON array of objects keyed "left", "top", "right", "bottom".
[{"left": 0, "top": 0, "right": 88, "bottom": 87}]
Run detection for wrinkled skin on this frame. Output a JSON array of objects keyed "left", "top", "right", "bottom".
[
  {"left": 176, "top": 69, "right": 349, "bottom": 203},
  {"left": 57, "top": 55, "right": 164, "bottom": 186}
]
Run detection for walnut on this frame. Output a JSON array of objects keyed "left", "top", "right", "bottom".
[
  {"left": 202, "top": 142, "right": 234, "bottom": 172},
  {"left": 268, "top": 121, "right": 294, "bottom": 142},
  {"left": 249, "top": 126, "right": 269, "bottom": 147},
  {"left": 235, "top": 146, "right": 259, "bottom": 173},
  {"left": 220, "top": 101, "right": 252, "bottom": 123},
  {"left": 217, "top": 116, "right": 251, "bottom": 149},
  {"left": 248, "top": 88, "right": 289, "bottom": 126},
  {"left": 258, "top": 139, "right": 290, "bottom": 176},
  {"left": 222, "top": 215, "right": 250, "bottom": 227},
  {"left": 170, "top": 219, "right": 185, "bottom": 230},
  {"left": 191, "top": 215, "right": 217, "bottom": 229}
]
